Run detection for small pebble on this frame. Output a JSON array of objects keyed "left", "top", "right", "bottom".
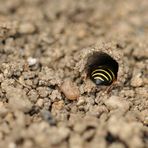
[
  {"left": 8, "top": 142, "right": 17, "bottom": 148},
  {"left": 104, "top": 96, "right": 130, "bottom": 112},
  {"left": 52, "top": 100, "right": 64, "bottom": 110},
  {"left": 131, "top": 73, "right": 143, "bottom": 87},
  {"left": 76, "top": 97, "right": 85, "bottom": 106},
  {"left": 37, "top": 87, "right": 49, "bottom": 98},
  {"left": 25, "top": 79, "right": 33, "bottom": 86},
  {"left": 23, "top": 71, "right": 36, "bottom": 79},
  {"left": 18, "top": 22, "right": 36, "bottom": 34},
  {"left": 28, "top": 89, "right": 39, "bottom": 103},
  {"left": 60, "top": 79, "right": 80, "bottom": 100},
  {"left": 135, "top": 87, "right": 148, "bottom": 97},
  {"left": 7, "top": 87, "right": 32, "bottom": 113},
  {"left": 50, "top": 90, "right": 62, "bottom": 101},
  {"left": 27, "top": 57, "right": 37, "bottom": 66},
  {"left": 36, "top": 99, "right": 44, "bottom": 107},
  {"left": 43, "top": 99, "right": 52, "bottom": 110}
]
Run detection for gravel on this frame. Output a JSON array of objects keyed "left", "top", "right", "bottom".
[{"left": 0, "top": 0, "right": 148, "bottom": 148}]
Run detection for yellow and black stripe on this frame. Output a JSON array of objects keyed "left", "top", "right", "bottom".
[{"left": 90, "top": 66, "right": 115, "bottom": 85}]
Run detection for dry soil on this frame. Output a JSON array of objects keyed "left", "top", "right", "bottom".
[{"left": 0, "top": 0, "right": 148, "bottom": 148}]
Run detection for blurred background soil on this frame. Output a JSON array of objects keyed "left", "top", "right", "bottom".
[{"left": 0, "top": 0, "right": 148, "bottom": 148}]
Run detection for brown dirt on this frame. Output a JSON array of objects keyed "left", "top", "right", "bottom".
[{"left": 0, "top": 0, "right": 148, "bottom": 148}]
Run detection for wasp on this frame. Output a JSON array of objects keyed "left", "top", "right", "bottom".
[
  {"left": 86, "top": 52, "right": 119, "bottom": 86},
  {"left": 90, "top": 65, "right": 116, "bottom": 85}
]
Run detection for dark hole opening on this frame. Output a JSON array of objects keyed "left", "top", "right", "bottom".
[{"left": 86, "top": 52, "right": 119, "bottom": 80}]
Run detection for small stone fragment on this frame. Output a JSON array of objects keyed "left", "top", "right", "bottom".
[
  {"left": 18, "top": 22, "right": 36, "bottom": 34},
  {"left": 27, "top": 57, "right": 37, "bottom": 66},
  {"left": 104, "top": 96, "right": 130, "bottom": 112},
  {"left": 131, "top": 73, "right": 143, "bottom": 87},
  {"left": 76, "top": 97, "right": 85, "bottom": 106},
  {"left": 6, "top": 87, "right": 32, "bottom": 113},
  {"left": 135, "top": 87, "right": 148, "bottom": 97},
  {"left": 50, "top": 90, "right": 62, "bottom": 102},
  {"left": 43, "top": 98, "right": 52, "bottom": 110},
  {"left": 28, "top": 89, "right": 39, "bottom": 103},
  {"left": 37, "top": 87, "right": 49, "bottom": 98},
  {"left": 36, "top": 99, "right": 44, "bottom": 107},
  {"left": 60, "top": 79, "right": 80, "bottom": 100},
  {"left": 52, "top": 100, "right": 64, "bottom": 110}
]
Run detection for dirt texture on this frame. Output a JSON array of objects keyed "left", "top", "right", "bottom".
[{"left": 0, "top": 0, "right": 148, "bottom": 148}]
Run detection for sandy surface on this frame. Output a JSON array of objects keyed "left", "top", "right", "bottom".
[{"left": 0, "top": 0, "right": 148, "bottom": 148}]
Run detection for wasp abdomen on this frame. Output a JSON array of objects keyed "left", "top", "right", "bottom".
[
  {"left": 91, "top": 66, "right": 115, "bottom": 86},
  {"left": 86, "top": 52, "right": 119, "bottom": 86}
]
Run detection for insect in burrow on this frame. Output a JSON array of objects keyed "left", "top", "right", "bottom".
[
  {"left": 86, "top": 52, "right": 119, "bottom": 86},
  {"left": 90, "top": 65, "right": 116, "bottom": 85}
]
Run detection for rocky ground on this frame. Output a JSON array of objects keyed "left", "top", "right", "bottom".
[{"left": 0, "top": 0, "right": 148, "bottom": 148}]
